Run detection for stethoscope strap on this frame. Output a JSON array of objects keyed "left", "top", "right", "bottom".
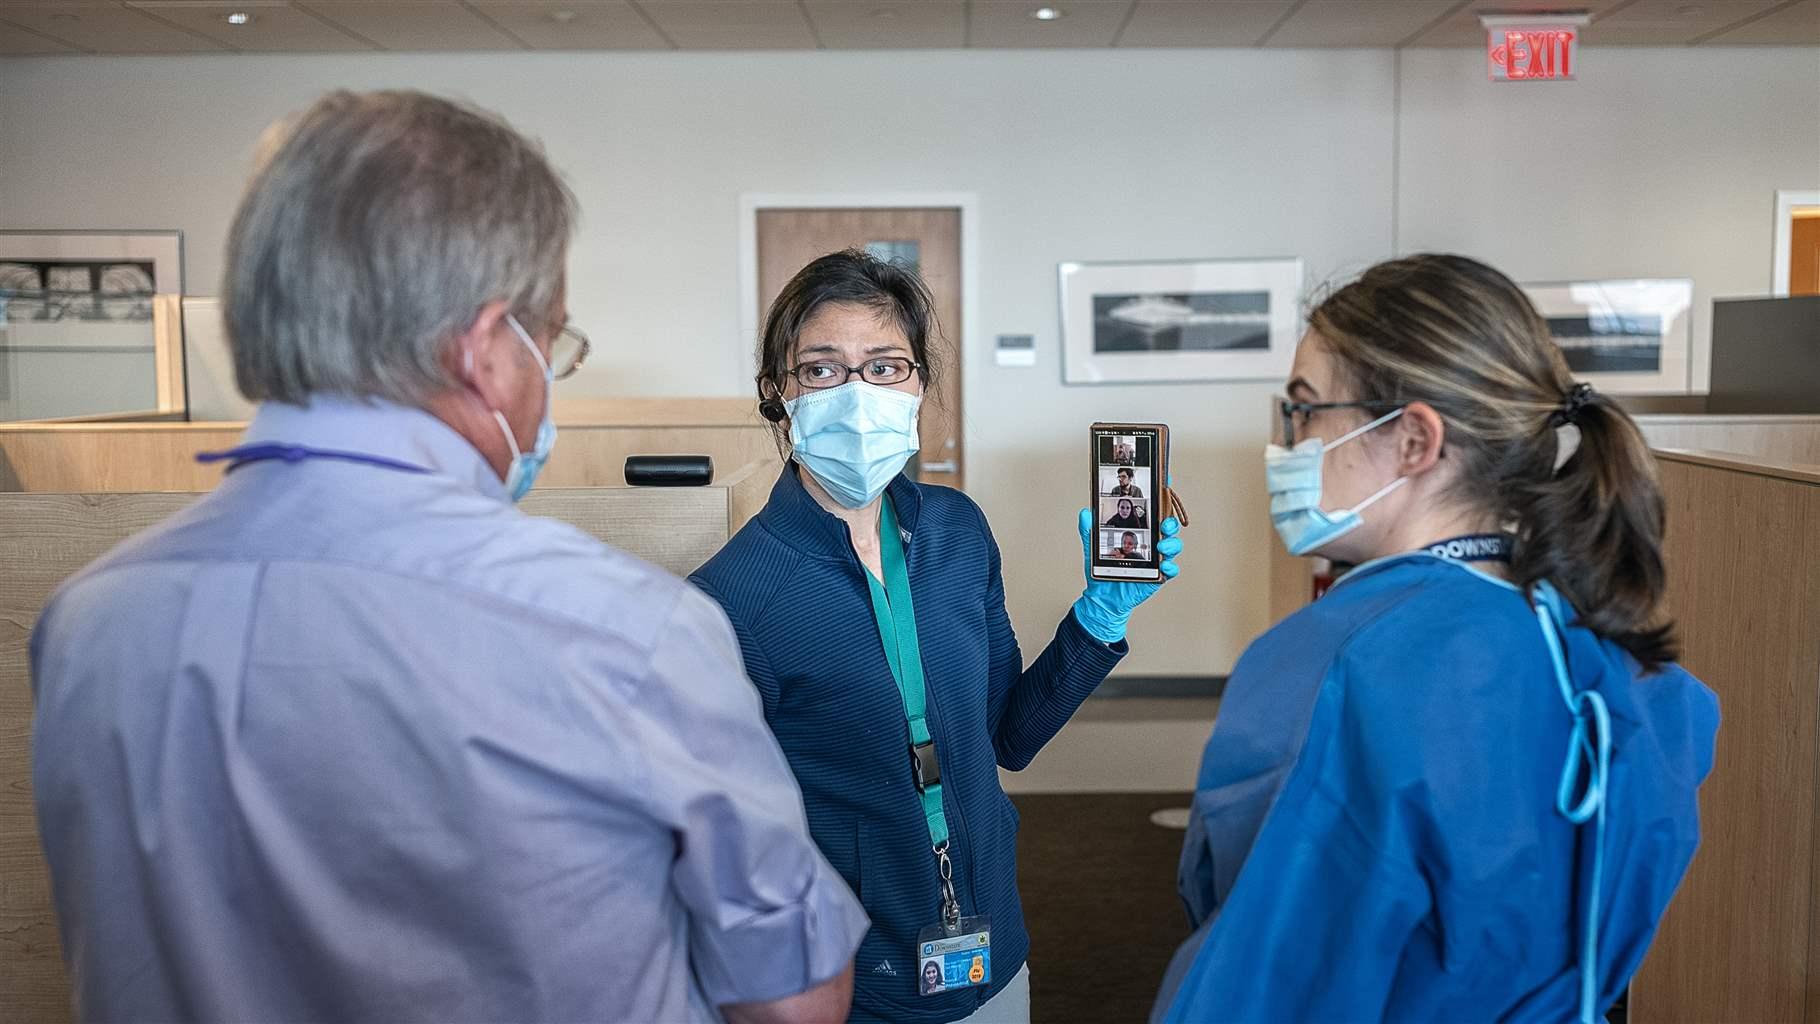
[
  {"left": 196, "top": 443, "right": 430, "bottom": 476},
  {"left": 1533, "top": 591, "right": 1612, "bottom": 1024}
]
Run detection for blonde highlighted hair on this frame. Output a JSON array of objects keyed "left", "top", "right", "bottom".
[{"left": 1310, "top": 254, "right": 1676, "bottom": 671}]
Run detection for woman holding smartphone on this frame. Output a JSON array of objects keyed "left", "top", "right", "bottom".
[{"left": 690, "top": 250, "right": 1184, "bottom": 1024}]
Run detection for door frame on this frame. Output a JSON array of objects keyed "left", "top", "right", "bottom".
[
  {"left": 1772, "top": 189, "right": 1820, "bottom": 297},
  {"left": 738, "top": 192, "right": 981, "bottom": 467}
]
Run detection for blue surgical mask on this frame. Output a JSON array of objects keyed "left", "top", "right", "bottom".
[
  {"left": 492, "top": 315, "right": 557, "bottom": 503},
  {"left": 786, "top": 380, "right": 922, "bottom": 509},
  {"left": 1265, "top": 407, "right": 1407, "bottom": 556}
]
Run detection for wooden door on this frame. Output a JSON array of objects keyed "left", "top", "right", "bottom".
[
  {"left": 755, "top": 208, "right": 964, "bottom": 490},
  {"left": 1790, "top": 212, "right": 1820, "bottom": 296}
]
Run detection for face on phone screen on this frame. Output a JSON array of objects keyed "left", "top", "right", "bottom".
[{"left": 1091, "top": 428, "right": 1162, "bottom": 580}]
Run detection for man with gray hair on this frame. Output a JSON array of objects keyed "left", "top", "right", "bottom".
[{"left": 30, "top": 90, "right": 865, "bottom": 1023}]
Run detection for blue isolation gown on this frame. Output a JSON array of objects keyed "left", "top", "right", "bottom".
[{"left": 1155, "top": 554, "right": 1719, "bottom": 1023}]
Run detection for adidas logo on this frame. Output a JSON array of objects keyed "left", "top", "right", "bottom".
[{"left": 872, "top": 960, "right": 898, "bottom": 976}]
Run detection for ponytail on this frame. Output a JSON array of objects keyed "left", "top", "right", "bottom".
[
  {"left": 1311, "top": 254, "right": 1678, "bottom": 673},
  {"left": 1507, "top": 390, "right": 1678, "bottom": 672}
]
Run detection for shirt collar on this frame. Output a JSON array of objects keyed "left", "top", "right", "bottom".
[
  {"left": 241, "top": 396, "right": 507, "bottom": 501},
  {"left": 758, "top": 462, "right": 923, "bottom": 559}
]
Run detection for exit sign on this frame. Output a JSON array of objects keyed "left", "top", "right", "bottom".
[{"left": 1483, "top": 14, "right": 1590, "bottom": 82}]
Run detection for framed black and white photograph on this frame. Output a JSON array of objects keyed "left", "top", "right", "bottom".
[
  {"left": 1059, "top": 257, "right": 1302, "bottom": 385},
  {"left": 0, "top": 231, "right": 185, "bottom": 421},
  {"left": 1521, "top": 278, "right": 1693, "bottom": 395},
  {"left": 0, "top": 231, "right": 182, "bottom": 321}
]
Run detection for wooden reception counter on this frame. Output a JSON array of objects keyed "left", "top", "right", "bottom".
[
  {"left": 0, "top": 467, "right": 772, "bottom": 1024},
  {"left": 0, "top": 397, "right": 781, "bottom": 493}
]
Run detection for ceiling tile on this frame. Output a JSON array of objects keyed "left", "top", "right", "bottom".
[
  {"left": 1404, "top": 0, "right": 1636, "bottom": 47},
  {"left": 7, "top": 0, "right": 1812, "bottom": 50},
  {"left": 968, "top": 0, "right": 1131, "bottom": 48},
  {"left": 294, "top": 1, "right": 523, "bottom": 49},
  {"left": 802, "top": 0, "right": 964, "bottom": 49},
  {"left": 1591, "top": 0, "right": 1786, "bottom": 44},
  {"left": 1266, "top": 0, "right": 1460, "bottom": 47},
  {"left": 0, "top": 16, "right": 80, "bottom": 49},
  {"left": 468, "top": 1, "right": 667, "bottom": 49},
  {"left": 127, "top": 2, "right": 374, "bottom": 50},
  {"left": 636, "top": 1, "right": 815, "bottom": 49},
  {"left": 1703, "top": 0, "right": 1820, "bottom": 43},
  {"left": 0, "top": 2, "right": 223, "bottom": 51},
  {"left": 1117, "top": 1, "right": 1292, "bottom": 46}
]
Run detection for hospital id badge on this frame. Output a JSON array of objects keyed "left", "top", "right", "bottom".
[{"left": 916, "top": 916, "right": 991, "bottom": 997}]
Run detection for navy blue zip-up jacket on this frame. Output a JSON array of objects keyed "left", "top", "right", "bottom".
[{"left": 690, "top": 465, "right": 1126, "bottom": 1023}]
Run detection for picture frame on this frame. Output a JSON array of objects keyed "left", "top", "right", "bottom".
[
  {"left": 1058, "top": 257, "right": 1303, "bottom": 386},
  {"left": 1520, "top": 278, "right": 1693, "bottom": 395},
  {"left": 0, "top": 231, "right": 186, "bottom": 420},
  {"left": 0, "top": 230, "right": 183, "bottom": 301}
]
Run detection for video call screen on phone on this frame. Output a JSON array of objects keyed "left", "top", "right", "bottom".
[{"left": 1091, "top": 427, "right": 1162, "bottom": 581}]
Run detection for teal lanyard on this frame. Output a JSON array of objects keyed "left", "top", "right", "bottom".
[{"left": 864, "top": 497, "right": 962, "bottom": 927}]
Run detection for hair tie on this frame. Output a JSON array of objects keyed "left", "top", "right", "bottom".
[{"left": 1550, "top": 383, "right": 1596, "bottom": 428}]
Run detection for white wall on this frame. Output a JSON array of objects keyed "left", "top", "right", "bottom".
[
  {"left": 2, "top": 48, "right": 1813, "bottom": 681},
  {"left": 1397, "top": 47, "right": 1820, "bottom": 391}
]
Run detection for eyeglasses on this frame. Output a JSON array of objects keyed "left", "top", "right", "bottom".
[
  {"left": 789, "top": 356, "right": 920, "bottom": 390},
  {"left": 548, "top": 324, "right": 591, "bottom": 381},
  {"left": 1277, "top": 398, "right": 1403, "bottom": 447}
]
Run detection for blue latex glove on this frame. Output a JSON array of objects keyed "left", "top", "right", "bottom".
[{"left": 1071, "top": 507, "right": 1184, "bottom": 644}]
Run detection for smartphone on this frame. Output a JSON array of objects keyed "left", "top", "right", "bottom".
[{"left": 1089, "top": 422, "right": 1170, "bottom": 583}]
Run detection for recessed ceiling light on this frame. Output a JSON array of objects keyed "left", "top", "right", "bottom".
[
  {"left": 1030, "top": 6, "right": 1064, "bottom": 21},
  {"left": 549, "top": 8, "right": 579, "bottom": 22},
  {"left": 225, "top": 11, "right": 253, "bottom": 26}
]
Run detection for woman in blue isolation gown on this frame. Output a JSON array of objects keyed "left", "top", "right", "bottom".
[{"left": 1155, "top": 254, "right": 1719, "bottom": 1024}]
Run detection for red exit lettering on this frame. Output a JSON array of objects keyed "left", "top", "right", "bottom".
[{"left": 1488, "top": 27, "right": 1578, "bottom": 82}]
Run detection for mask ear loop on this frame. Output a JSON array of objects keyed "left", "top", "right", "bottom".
[
  {"left": 470, "top": 341, "right": 525, "bottom": 465},
  {"left": 478, "top": 318, "right": 549, "bottom": 470},
  {"left": 462, "top": 319, "right": 551, "bottom": 399},
  {"left": 1327, "top": 405, "right": 1407, "bottom": 450},
  {"left": 504, "top": 315, "right": 554, "bottom": 382},
  {"left": 1327, "top": 406, "right": 1411, "bottom": 516},
  {"left": 1343, "top": 473, "right": 1409, "bottom": 517}
]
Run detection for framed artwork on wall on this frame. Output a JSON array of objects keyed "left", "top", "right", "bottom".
[
  {"left": 1521, "top": 278, "right": 1693, "bottom": 395},
  {"left": 1058, "top": 257, "right": 1303, "bottom": 385},
  {"left": 0, "top": 231, "right": 186, "bottom": 421},
  {"left": 0, "top": 231, "right": 183, "bottom": 316}
]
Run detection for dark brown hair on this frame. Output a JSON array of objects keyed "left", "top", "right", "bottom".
[
  {"left": 1309, "top": 253, "right": 1677, "bottom": 671},
  {"left": 755, "top": 249, "right": 941, "bottom": 446}
]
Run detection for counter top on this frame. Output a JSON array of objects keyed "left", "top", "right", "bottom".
[
  {"left": 2, "top": 396, "right": 765, "bottom": 432},
  {"left": 1653, "top": 448, "right": 1820, "bottom": 485}
]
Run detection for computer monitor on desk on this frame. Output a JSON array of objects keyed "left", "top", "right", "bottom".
[{"left": 1707, "top": 295, "right": 1820, "bottom": 414}]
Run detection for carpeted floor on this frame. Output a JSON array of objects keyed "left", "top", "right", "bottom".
[
  {"left": 1012, "top": 792, "right": 1195, "bottom": 1023},
  {"left": 1011, "top": 792, "right": 1634, "bottom": 1024}
]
